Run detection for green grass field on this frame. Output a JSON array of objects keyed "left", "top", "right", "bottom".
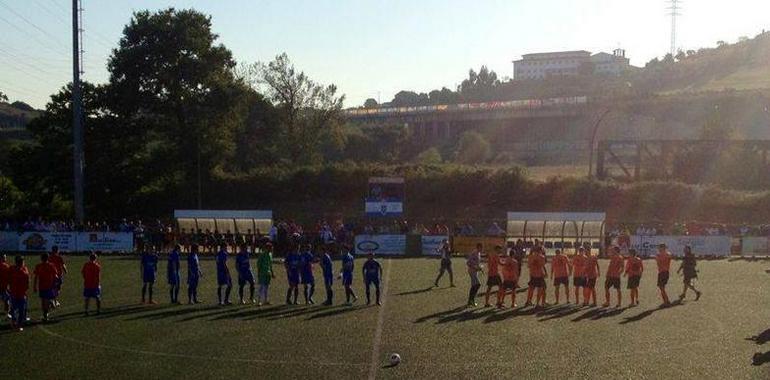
[{"left": 3, "top": 255, "right": 770, "bottom": 379}]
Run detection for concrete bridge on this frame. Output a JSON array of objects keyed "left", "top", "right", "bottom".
[{"left": 344, "top": 96, "right": 591, "bottom": 141}]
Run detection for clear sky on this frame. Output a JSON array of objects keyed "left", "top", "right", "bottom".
[{"left": 1, "top": 0, "right": 768, "bottom": 109}]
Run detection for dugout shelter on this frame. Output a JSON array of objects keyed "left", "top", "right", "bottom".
[
  {"left": 506, "top": 212, "right": 606, "bottom": 255},
  {"left": 174, "top": 210, "right": 273, "bottom": 235}
]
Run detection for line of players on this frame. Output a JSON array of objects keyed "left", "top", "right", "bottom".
[
  {"left": 0, "top": 247, "right": 98, "bottom": 332},
  {"left": 139, "top": 242, "right": 385, "bottom": 307},
  {"left": 0, "top": 242, "right": 386, "bottom": 333},
  {"left": 437, "top": 241, "right": 702, "bottom": 309}
]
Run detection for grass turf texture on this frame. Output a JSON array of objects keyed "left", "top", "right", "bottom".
[{"left": 2, "top": 256, "right": 770, "bottom": 379}]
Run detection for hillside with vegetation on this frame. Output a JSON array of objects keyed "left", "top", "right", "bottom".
[
  {"left": 0, "top": 100, "right": 39, "bottom": 130},
  {"left": 636, "top": 31, "right": 770, "bottom": 94}
]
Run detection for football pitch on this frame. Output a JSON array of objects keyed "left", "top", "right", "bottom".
[{"left": 3, "top": 256, "right": 770, "bottom": 380}]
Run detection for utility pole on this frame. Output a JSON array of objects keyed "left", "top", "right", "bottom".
[
  {"left": 667, "top": 0, "right": 682, "bottom": 57},
  {"left": 72, "top": 0, "right": 85, "bottom": 224}
]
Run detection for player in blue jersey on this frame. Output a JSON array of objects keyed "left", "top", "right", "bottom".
[
  {"left": 284, "top": 246, "right": 302, "bottom": 305},
  {"left": 216, "top": 245, "right": 233, "bottom": 306},
  {"left": 300, "top": 244, "right": 317, "bottom": 304},
  {"left": 187, "top": 244, "right": 203, "bottom": 304},
  {"left": 341, "top": 247, "right": 357, "bottom": 305},
  {"left": 140, "top": 250, "right": 158, "bottom": 304},
  {"left": 362, "top": 252, "right": 384, "bottom": 306},
  {"left": 236, "top": 244, "right": 256, "bottom": 304},
  {"left": 320, "top": 246, "right": 334, "bottom": 305},
  {"left": 167, "top": 245, "right": 182, "bottom": 304}
]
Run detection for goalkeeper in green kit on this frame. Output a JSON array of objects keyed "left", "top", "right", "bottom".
[{"left": 257, "top": 243, "right": 275, "bottom": 306}]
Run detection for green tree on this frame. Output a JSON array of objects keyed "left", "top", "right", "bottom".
[
  {"left": 249, "top": 53, "right": 344, "bottom": 164},
  {"left": 107, "top": 8, "right": 246, "bottom": 205},
  {"left": 0, "top": 176, "right": 23, "bottom": 217},
  {"left": 459, "top": 66, "right": 499, "bottom": 100},
  {"left": 415, "top": 147, "right": 442, "bottom": 164},
  {"left": 0, "top": 90, "right": 7, "bottom": 103},
  {"left": 390, "top": 90, "right": 429, "bottom": 107},
  {"left": 455, "top": 131, "right": 491, "bottom": 164},
  {"left": 428, "top": 87, "right": 459, "bottom": 105},
  {"left": 363, "top": 98, "right": 378, "bottom": 108}
]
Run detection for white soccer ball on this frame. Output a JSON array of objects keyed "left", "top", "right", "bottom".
[{"left": 389, "top": 353, "right": 401, "bottom": 366}]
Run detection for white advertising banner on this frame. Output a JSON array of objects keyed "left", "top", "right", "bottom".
[
  {"left": 631, "top": 235, "right": 731, "bottom": 257},
  {"left": 16, "top": 232, "right": 133, "bottom": 252},
  {"left": 740, "top": 237, "right": 769, "bottom": 256},
  {"left": 354, "top": 235, "right": 406, "bottom": 255},
  {"left": 76, "top": 232, "right": 134, "bottom": 252},
  {"left": 18, "top": 232, "right": 77, "bottom": 252},
  {"left": 421, "top": 235, "right": 448, "bottom": 256}
]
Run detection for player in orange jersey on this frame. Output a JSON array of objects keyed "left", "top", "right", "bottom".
[
  {"left": 582, "top": 250, "right": 600, "bottom": 307},
  {"left": 484, "top": 246, "right": 503, "bottom": 307},
  {"left": 550, "top": 249, "right": 572, "bottom": 304},
  {"left": 603, "top": 246, "right": 624, "bottom": 308},
  {"left": 571, "top": 247, "right": 587, "bottom": 305},
  {"left": 654, "top": 243, "right": 672, "bottom": 306},
  {"left": 624, "top": 249, "right": 643, "bottom": 306},
  {"left": 497, "top": 249, "right": 519, "bottom": 308}
]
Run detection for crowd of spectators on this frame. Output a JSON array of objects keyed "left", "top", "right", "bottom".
[
  {"left": 0, "top": 218, "right": 162, "bottom": 234},
  {"left": 608, "top": 222, "right": 770, "bottom": 237},
  {"left": 5, "top": 217, "right": 770, "bottom": 250}
]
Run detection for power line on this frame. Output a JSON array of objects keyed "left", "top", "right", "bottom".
[
  {"left": 0, "top": 46, "right": 69, "bottom": 76},
  {"left": 0, "top": 55, "right": 63, "bottom": 85},
  {"left": 0, "top": 12, "right": 69, "bottom": 59},
  {"left": 32, "top": 0, "right": 70, "bottom": 26},
  {"left": 0, "top": 0, "right": 69, "bottom": 49},
  {"left": 0, "top": 78, "right": 40, "bottom": 97}
]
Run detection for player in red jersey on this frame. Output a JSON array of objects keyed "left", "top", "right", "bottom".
[
  {"left": 82, "top": 253, "right": 102, "bottom": 315},
  {"left": 48, "top": 246, "right": 67, "bottom": 308},
  {"left": 0, "top": 253, "right": 11, "bottom": 318},
  {"left": 9, "top": 256, "right": 29, "bottom": 331},
  {"left": 33, "top": 253, "right": 59, "bottom": 321}
]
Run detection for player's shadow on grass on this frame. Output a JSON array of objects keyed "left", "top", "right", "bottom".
[
  {"left": 396, "top": 286, "right": 437, "bottom": 296},
  {"left": 412, "top": 305, "right": 497, "bottom": 324},
  {"left": 537, "top": 304, "right": 583, "bottom": 322},
  {"left": 570, "top": 306, "right": 628, "bottom": 322},
  {"left": 619, "top": 301, "right": 683, "bottom": 325},
  {"left": 306, "top": 305, "right": 371, "bottom": 320},
  {"left": 89, "top": 304, "right": 171, "bottom": 320},
  {"left": 747, "top": 328, "right": 770, "bottom": 345},
  {"left": 126, "top": 305, "right": 222, "bottom": 321},
  {"left": 414, "top": 306, "right": 467, "bottom": 323},
  {"left": 752, "top": 351, "right": 770, "bottom": 366},
  {"left": 483, "top": 306, "right": 540, "bottom": 323},
  {"left": 209, "top": 304, "right": 291, "bottom": 320}
]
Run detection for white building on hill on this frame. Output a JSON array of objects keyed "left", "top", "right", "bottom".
[{"left": 513, "top": 49, "right": 630, "bottom": 80}]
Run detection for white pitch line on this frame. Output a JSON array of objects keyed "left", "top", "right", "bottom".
[{"left": 367, "top": 259, "right": 392, "bottom": 380}]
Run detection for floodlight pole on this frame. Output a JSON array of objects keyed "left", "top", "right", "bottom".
[
  {"left": 587, "top": 109, "right": 611, "bottom": 180},
  {"left": 72, "top": 0, "right": 85, "bottom": 224}
]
